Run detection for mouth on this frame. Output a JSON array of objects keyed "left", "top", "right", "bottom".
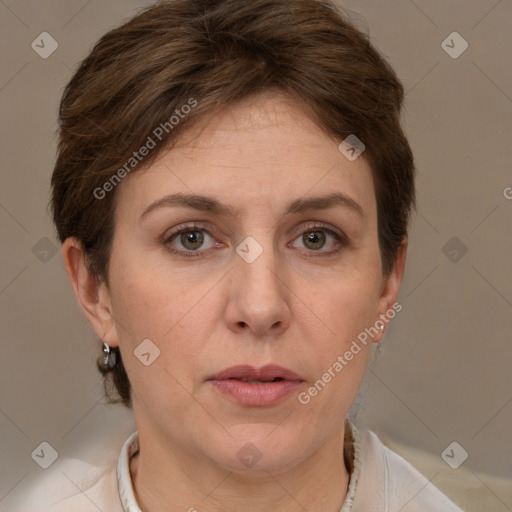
[
  {"left": 231, "top": 377, "right": 285, "bottom": 384},
  {"left": 207, "top": 365, "right": 305, "bottom": 406}
]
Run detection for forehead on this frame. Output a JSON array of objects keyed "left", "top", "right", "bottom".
[{"left": 114, "top": 92, "right": 377, "bottom": 222}]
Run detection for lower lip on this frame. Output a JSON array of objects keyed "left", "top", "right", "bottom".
[{"left": 209, "top": 379, "right": 304, "bottom": 406}]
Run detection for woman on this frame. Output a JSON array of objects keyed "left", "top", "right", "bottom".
[{"left": 31, "top": 0, "right": 464, "bottom": 510}]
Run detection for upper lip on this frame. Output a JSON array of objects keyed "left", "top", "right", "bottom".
[{"left": 207, "top": 365, "right": 303, "bottom": 382}]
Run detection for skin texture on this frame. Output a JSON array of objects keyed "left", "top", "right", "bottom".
[{"left": 63, "top": 92, "right": 407, "bottom": 512}]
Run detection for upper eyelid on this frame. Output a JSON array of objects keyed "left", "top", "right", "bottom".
[
  {"left": 166, "top": 221, "right": 342, "bottom": 238},
  {"left": 164, "top": 222, "right": 213, "bottom": 239}
]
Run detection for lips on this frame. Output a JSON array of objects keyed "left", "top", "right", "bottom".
[{"left": 207, "top": 365, "right": 305, "bottom": 406}]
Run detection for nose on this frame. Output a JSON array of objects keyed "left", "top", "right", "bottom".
[{"left": 225, "top": 241, "right": 292, "bottom": 338}]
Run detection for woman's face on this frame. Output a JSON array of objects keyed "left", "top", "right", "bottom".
[{"left": 94, "top": 92, "right": 404, "bottom": 473}]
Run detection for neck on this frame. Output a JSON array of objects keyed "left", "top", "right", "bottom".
[{"left": 129, "top": 424, "right": 351, "bottom": 512}]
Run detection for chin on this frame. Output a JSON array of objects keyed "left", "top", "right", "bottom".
[{"left": 208, "top": 426, "right": 314, "bottom": 475}]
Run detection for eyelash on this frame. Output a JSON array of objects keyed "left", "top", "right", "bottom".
[{"left": 164, "top": 222, "right": 347, "bottom": 259}]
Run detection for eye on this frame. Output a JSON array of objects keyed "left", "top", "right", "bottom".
[
  {"left": 291, "top": 226, "right": 344, "bottom": 253},
  {"left": 164, "top": 223, "right": 345, "bottom": 258},
  {"left": 167, "top": 226, "right": 217, "bottom": 253}
]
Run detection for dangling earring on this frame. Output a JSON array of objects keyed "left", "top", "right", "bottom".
[
  {"left": 102, "top": 342, "right": 116, "bottom": 368},
  {"left": 377, "top": 324, "right": 384, "bottom": 353}
]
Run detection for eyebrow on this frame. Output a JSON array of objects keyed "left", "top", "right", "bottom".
[{"left": 140, "top": 192, "right": 366, "bottom": 221}]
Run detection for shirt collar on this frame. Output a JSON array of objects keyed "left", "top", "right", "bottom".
[
  {"left": 341, "top": 420, "right": 363, "bottom": 512},
  {"left": 116, "top": 420, "right": 363, "bottom": 512},
  {"left": 116, "top": 431, "right": 142, "bottom": 512}
]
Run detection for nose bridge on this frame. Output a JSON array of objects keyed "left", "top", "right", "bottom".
[
  {"left": 236, "top": 238, "right": 279, "bottom": 297},
  {"left": 228, "top": 234, "right": 291, "bottom": 334}
]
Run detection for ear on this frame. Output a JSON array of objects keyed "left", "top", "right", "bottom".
[
  {"left": 373, "top": 237, "right": 408, "bottom": 342},
  {"left": 61, "top": 237, "right": 119, "bottom": 347}
]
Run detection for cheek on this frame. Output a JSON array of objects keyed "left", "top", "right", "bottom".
[
  {"left": 308, "top": 267, "right": 382, "bottom": 338},
  {"left": 296, "top": 267, "right": 381, "bottom": 395},
  {"left": 108, "top": 261, "right": 223, "bottom": 415},
  {"left": 108, "top": 247, "right": 221, "bottom": 362},
  {"left": 295, "top": 282, "right": 377, "bottom": 421},
  {"left": 110, "top": 274, "right": 169, "bottom": 344}
]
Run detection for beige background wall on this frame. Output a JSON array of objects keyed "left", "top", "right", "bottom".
[{"left": 1, "top": 0, "right": 511, "bottom": 509}]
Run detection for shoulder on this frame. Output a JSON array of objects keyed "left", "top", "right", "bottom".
[
  {"left": 14, "top": 457, "right": 123, "bottom": 512},
  {"left": 350, "top": 423, "right": 464, "bottom": 512}
]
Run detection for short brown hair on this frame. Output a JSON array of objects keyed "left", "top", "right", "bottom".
[{"left": 51, "top": 0, "right": 415, "bottom": 407}]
